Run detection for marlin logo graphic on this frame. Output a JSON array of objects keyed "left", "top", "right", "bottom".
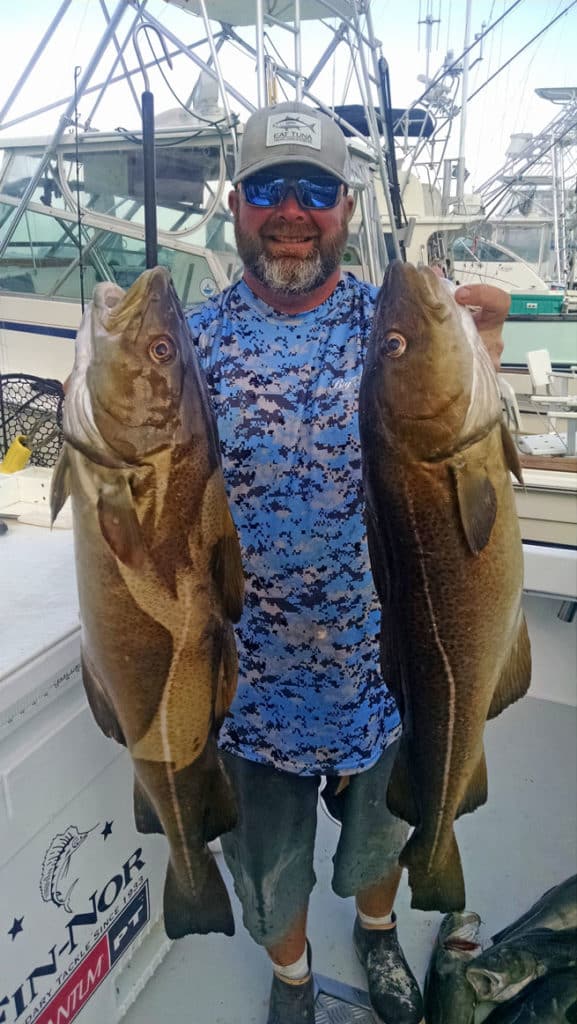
[{"left": 39, "top": 825, "right": 94, "bottom": 912}]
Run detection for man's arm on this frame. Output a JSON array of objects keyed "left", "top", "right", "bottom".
[{"left": 455, "top": 284, "right": 511, "bottom": 371}]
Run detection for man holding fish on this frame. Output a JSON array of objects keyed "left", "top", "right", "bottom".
[{"left": 186, "top": 101, "right": 529, "bottom": 1024}]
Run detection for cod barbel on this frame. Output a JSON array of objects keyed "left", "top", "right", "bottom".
[
  {"left": 51, "top": 267, "right": 244, "bottom": 939},
  {"left": 359, "top": 261, "right": 531, "bottom": 912}
]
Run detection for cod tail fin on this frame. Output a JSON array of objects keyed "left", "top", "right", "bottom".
[
  {"left": 400, "top": 829, "right": 466, "bottom": 914},
  {"left": 163, "top": 853, "right": 235, "bottom": 939}
]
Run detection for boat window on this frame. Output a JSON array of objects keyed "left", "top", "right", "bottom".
[
  {"left": 495, "top": 226, "right": 546, "bottom": 265},
  {"left": 61, "top": 138, "right": 237, "bottom": 248},
  {"left": 0, "top": 202, "right": 222, "bottom": 306},
  {"left": 0, "top": 136, "right": 238, "bottom": 253},
  {"left": 0, "top": 153, "right": 67, "bottom": 210},
  {"left": 453, "top": 236, "right": 515, "bottom": 262}
]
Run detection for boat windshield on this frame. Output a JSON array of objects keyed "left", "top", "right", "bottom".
[{"left": 0, "top": 130, "right": 240, "bottom": 306}]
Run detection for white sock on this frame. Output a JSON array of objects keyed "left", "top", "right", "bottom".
[
  {"left": 357, "top": 908, "right": 395, "bottom": 928},
  {"left": 271, "top": 946, "right": 309, "bottom": 981}
]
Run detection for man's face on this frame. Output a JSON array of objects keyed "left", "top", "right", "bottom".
[{"left": 229, "top": 164, "right": 354, "bottom": 295}]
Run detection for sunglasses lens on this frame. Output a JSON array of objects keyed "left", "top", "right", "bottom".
[
  {"left": 243, "top": 178, "right": 284, "bottom": 207},
  {"left": 243, "top": 175, "right": 341, "bottom": 209},
  {"left": 298, "top": 178, "right": 340, "bottom": 209}
]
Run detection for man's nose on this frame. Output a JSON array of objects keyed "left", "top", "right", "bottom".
[{"left": 276, "top": 188, "right": 307, "bottom": 215}]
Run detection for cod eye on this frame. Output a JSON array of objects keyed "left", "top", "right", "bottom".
[
  {"left": 382, "top": 332, "right": 406, "bottom": 358},
  {"left": 149, "top": 335, "right": 176, "bottom": 364}
]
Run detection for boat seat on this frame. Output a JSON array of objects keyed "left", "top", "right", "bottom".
[
  {"left": 525, "top": 351, "right": 577, "bottom": 454},
  {"left": 498, "top": 376, "right": 569, "bottom": 457},
  {"left": 526, "top": 348, "right": 577, "bottom": 405}
]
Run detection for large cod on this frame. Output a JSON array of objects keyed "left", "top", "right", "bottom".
[
  {"left": 359, "top": 261, "right": 531, "bottom": 913},
  {"left": 51, "top": 267, "right": 244, "bottom": 939}
]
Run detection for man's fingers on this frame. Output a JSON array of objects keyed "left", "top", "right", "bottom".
[{"left": 454, "top": 284, "right": 511, "bottom": 323}]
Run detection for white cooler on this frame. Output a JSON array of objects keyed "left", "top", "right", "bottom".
[{"left": 0, "top": 470, "right": 171, "bottom": 1024}]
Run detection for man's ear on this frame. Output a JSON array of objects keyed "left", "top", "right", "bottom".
[
  {"left": 344, "top": 191, "right": 355, "bottom": 222},
  {"left": 228, "top": 188, "right": 239, "bottom": 214}
]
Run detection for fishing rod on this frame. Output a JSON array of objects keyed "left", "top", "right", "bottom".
[
  {"left": 73, "top": 66, "right": 86, "bottom": 313},
  {"left": 467, "top": 0, "right": 577, "bottom": 104}
]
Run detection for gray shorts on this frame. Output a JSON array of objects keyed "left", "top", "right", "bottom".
[{"left": 219, "top": 741, "right": 409, "bottom": 946}]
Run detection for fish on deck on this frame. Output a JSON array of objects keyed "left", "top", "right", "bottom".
[
  {"left": 423, "top": 911, "right": 482, "bottom": 1024},
  {"left": 359, "top": 261, "right": 531, "bottom": 913},
  {"left": 51, "top": 267, "right": 244, "bottom": 939}
]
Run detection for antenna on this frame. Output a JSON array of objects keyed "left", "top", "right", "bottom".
[{"left": 418, "top": 0, "right": 441, "bottom": 83}]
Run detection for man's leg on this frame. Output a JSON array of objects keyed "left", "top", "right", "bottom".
[
  {"left": 219, "top": 751, "right": 318, "bottom": 1024},
  {"left": 266, "top": 906, "right": 308, "bottom": 966},
  {"left": 324, "top": 742, "right": 424, "bottom": 1024},
  {"left": 356, "top": 864, "right": 403, "bottom": 920}
]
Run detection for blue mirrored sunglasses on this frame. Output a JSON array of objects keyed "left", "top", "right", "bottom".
[{"left": 242, "top": 174, "right": 343, "bottom": 210}]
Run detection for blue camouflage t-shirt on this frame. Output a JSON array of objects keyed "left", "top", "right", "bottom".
[{"left": 187, "top": 273, "right": 400, "bottom": 775}]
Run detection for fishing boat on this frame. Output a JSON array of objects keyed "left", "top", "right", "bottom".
[{"left": 0, "top": 4, "right": 575, "bottom": 1023}]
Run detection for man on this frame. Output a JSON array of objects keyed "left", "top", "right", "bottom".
[{"left": 187, "top": 101, "right": 510, "bottom": 1024}]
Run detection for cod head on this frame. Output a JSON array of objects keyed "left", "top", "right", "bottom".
[
  {"left": 361, "top": 261, "right": 501, "bottom": 461},
  {"left": 65, "top": 267, "right": 203, "bottom": 464}
]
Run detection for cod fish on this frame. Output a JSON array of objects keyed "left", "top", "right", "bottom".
[
  {"left": 423, "top": 911, "right": 482, "bottom": 1024},
  {"left": 483, "top": 969, "right": 577, "bottom": 1023},
  {"left": 466, "top": 927, "right": 577, "bottom": 1003},
  {"left": 51, "top": 267, "right": 244, "bottom": 939},
  {"left": 359, "top": 261, "right": 531, "bottom": 913},
  {"left": 492, "top": 876, "right": 577, "bottom": 945}
]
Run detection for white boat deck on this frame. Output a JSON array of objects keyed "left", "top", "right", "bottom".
[{"left": 121, "top": 695, "right": 577, "bottom": 1024}]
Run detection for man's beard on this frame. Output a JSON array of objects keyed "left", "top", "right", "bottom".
[{"left": 234, "top": 216, "right": 349, "bottom": 294}]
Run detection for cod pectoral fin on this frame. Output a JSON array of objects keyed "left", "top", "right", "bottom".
[
  {"left": 50, "top": 446, "right": 71, "bottom": 525},
  {"left": 450, "top": 459, "right": 497, "bottom": 555},
  {"left": 488, "top": 613, "right": 532, "bottom": 719},
  {"left": 97, "top": 478, "right": 145, "bottom": 569}
]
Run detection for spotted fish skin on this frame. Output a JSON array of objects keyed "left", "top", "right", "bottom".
[
  {"left": 50, "top": 267, "right": 244, "bottom": 939},
  {"left": 359, "top": 261, "right": 531, "bottom": 913}
]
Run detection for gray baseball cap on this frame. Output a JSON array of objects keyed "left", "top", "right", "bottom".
[{"left": 233, "top": 102, "right": 351, "bottom": 185}]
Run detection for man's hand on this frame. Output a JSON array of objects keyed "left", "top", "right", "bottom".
[{"left": 455, "top": 284, "right": 511, "bottom": 371}]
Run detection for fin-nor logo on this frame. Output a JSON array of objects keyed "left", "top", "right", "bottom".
[{"left": 266, "top": 113, "right": 322, "bottom": 150}]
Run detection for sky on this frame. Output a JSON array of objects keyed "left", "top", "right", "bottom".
[{"left": 0, "top": 0, "right": 575, "bottom": 189}]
